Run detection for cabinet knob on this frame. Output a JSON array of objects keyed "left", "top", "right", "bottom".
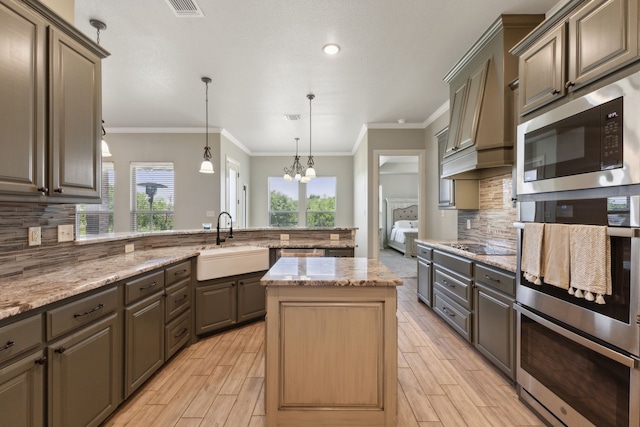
[
  {"left": 55, "top": 346, "right": 66, "bottom": 354},
  {"left": 35, "top": 356, "right": 47, "bottom": 365},
  {"left": 564, "top": 81, "right": 575, "bottom": 89},
  {"left": 54, "top": 187, "right": 64, "bottom": 193},
  {"left": 551, "top": 89, "right": 560, "bottom": 95},
  {"left": 37, "top": 187, "right": 48, "bottom": 194}
]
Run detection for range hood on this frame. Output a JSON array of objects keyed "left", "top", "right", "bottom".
[{"left": 441, "top": 15, "right": 543, "bottom": 179}]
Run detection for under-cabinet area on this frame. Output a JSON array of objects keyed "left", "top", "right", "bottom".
[{"left": 416, "top": 241, "right": 517, "bottom": 381}]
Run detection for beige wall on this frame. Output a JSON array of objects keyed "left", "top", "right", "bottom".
[
  {"left": 248, "top": 155, "right": 354, "bottom": 228},
  {"left": 104, "top": 133, "right": 221, "bottom": 232},
  {"left": 220, "top": 134, "right": 251, "bottom": 227},
  {"left": 353, "top": 132, "right": 369, "bottom": 257}
]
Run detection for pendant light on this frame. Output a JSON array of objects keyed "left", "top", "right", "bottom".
[
  {"left": 199, "top": 76, "right": 214, "bottom": 174},
  {"left": 304, "top": 93, "right": 316, "bottom": 180},
  {"left": 90, "top": 19, "right": 112, "bottom": 158},
  {"left": 283, "top": 138, "right": 305, "bottom": 182}
]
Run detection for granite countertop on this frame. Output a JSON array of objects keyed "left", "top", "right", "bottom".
[
  {"left": 261, "top": 257, "right": 403, "bottom": 287},
  {"left": 0, "top": 247, "right": 199, "bottom": 321},
  {"left": 416, "top": 239, "right": 517, "bottom": 273}
]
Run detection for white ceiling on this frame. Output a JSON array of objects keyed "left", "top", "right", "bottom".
[{"left": 74, "top": 0, "right": 558, "bottom": 155}]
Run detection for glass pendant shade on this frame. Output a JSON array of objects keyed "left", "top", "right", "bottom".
[
  {"left": 199, "top": 159, "right": 214, "bottom": 174},
  {"left": 101, "top": 139, "right": 112, "bottom": 157},
  {"left": 300, "top": 176, "right": 311, "bottom": 183},
  {"left": 294, "top": 173, "right": 302, "bottom": 181},
  {"left": 283, "top": 173, "right": 292, "bottom": 182},
  {"left": 305, "top": 166, "right": 316, "bottom": 178}
]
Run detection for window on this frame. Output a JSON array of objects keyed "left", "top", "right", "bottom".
[
  {"left": 131, "top": 162, "right": 174, "bottom": 232},
  {"left": 306, "top": 177, "right": 336, "bottom": 227},
  {"left": 76, "top": 162, "right": 115, "bottom": 236},
  {"left": 268, "top": 177, "right": 298, "bottom": 227}
]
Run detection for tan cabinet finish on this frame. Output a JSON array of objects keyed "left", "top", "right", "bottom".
[
  {"left": 515, "top": 0, "right": 640, "bottom": 114},
  {"left": 0, "top": 0, "right": 108, "bottom": 202},
  {"left": 519, "top": 24, "right": 566, "bottom": 112},
  {"left": 265, "top": 286, "right": 397, "bottom": 427},
  {"left": 48, "top": 312, "right": 120, "bottom": 427}
]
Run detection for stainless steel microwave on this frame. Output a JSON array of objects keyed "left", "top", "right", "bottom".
[{"left": 517, "top": 72, "right": 640, "bottom": 195}]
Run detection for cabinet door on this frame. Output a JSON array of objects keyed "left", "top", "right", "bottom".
[
  {"left": 444, "top": 82, "right": 467, "bottom": 157},
  {"left": 473, "top": 283, "right": 515, "bottom": 380},
  {"left": 48, "top": 313, "right": 120, "bottom": 427},
  {"left": 520, "top": 23, "right": 566, "bottom": 113},
  {"left": 125, "top": 292, "right": 164, "bottom": 398},
  {"left": 437, "top": 129, "right": 454, "bottom": 208},
  {"left": 238, "top": 275, "right": 266, "bottom": 323},
  {"left": 417, "top": 259, "right": 432, "bottom": 307},
  {"left": 0, "top": 350, "right": 45, "bottom": 427},
  {"left": 0, "top": 0, "right": 47, "bottom": 196},
  {"left": 457, "top": 59, "right": 489, "bottom": 152},
  {"left": 568, "top": 0, "right": 639, "bottom": 89},
  {"left": 49, "top": 27, "right": 102, "bottom": 199},
  {"left": 195, "top": 280, "right": 236, "bottom": 334}
]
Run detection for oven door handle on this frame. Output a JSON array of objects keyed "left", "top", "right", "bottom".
[{"left": 515, "top": 304, "right": 639, "bottom": 368}]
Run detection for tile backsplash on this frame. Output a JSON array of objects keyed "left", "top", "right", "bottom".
[{"left": 457, "top": 173, "right": 517, "bottom": 249}]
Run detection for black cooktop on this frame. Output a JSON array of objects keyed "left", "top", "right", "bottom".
[{"left": 445, "top": 243, "right": 516, "bottom": 256}]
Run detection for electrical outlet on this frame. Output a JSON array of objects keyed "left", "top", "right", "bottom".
[
  {"left": 280, "top": 234, "right": 289, "bottom": 241},
  {"left": 57, "top": 224, "right": 74, "bottom": 242},
  {"left": 466, "top": 219, "right": 471, "bottom": 230},
  {"left": 125, "top": 244, "right": 135, "bottom": 253},
  {"left": 440, "top": 210, "right": 445, "bottom": 218},
  {"left": 205, "top": 210, "right": 216, "bottom": 218},
  {"left": 330, "top": 234, "right": 340, "bottom": 240},
  {"left": 28, "top": 227, "right": 41, "bottom": 246}
]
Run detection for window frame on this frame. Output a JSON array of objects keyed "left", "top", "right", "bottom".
[
  {"left": 130, "top": 162, "right": 175, "bottom": 232},
  {"left": 76, "top": 161, "right": 115, "bottom": 237},
  {"left": 305, "top": 177, "right": 337, "bottom": 228}
]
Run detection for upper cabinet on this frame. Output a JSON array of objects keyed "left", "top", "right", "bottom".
[
  {"left": 441, "top": 15, "right": 544, "bottom": 179},
  {"left": 0, "top": 0, "right": 109, "bottom": 203},
  {"left": 513, "top": 0, "right": 639, "bottom": 115}
]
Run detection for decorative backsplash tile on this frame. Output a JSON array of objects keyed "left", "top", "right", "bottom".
[
  {"left": 457, "top": 173, "right": 517, "bottom": 249},
  {"left": 0, "top": 203, "right": 354, "bottom": 279}
]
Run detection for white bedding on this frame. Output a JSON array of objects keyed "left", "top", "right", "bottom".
[{"left": 389, "top": 227, "right": 415, "bottom": 244}]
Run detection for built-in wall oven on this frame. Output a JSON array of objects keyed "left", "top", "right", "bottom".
[{"left": 515, "top": 193, "right": 640, "bottom": 427}]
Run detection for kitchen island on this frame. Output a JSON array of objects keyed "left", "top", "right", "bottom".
[{"left": 261, "top": 257, "right": 402, "bottom": 427}]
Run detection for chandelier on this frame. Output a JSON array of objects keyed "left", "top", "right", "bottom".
[{"left": 283, "top": 138, "right": 305, "bottom": 182}]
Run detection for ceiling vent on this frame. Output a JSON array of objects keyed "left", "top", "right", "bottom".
[
  {"left": 164, "top": 0, "right": 204, "bottom": 17},
  {"left": 284, "top": 114, "right": 301, "bottom": 121}
]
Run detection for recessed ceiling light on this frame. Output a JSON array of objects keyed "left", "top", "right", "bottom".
[
  {"left": 284, "top": 114, "right": 301, "bottom": 121},
  {"left": 323, "top": 44, "right": 340, "bottom": 55}
]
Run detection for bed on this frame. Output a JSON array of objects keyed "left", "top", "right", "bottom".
[{"left": 385, "top": 199, "right": 418, "bottom": 257}]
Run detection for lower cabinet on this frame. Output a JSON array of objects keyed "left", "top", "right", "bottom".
[
  {"left": 417, "top": 244, "right": 433, "bottom": 307},
  {"left": 196, "top": 271, "right": 266, "bottom": 335},
  {"left": 0, "top": 350, "right": 45, "bottom": 427},
  {"left": 124, "top": 291, "right": 165, "bottom": 398},
  {"left": 48, "top": 312, "right": 121, "bottom": 427}
]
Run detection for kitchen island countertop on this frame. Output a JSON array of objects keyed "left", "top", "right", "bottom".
[{"left": 260, "top": 257, "right": 403, "bottom": 287}]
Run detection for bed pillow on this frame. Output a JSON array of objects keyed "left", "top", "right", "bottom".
[
  {"left": 409, "top": 220, "right": 418, "bottom": 228},
  {"left": 394, "top": 220, "right": 412, "bottom": 228}
]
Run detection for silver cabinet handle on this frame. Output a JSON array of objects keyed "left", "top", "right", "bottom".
[
  {"left": 74, "top": 303, "right": 104, "bottom": 318},
  {"left": 140, "top": 281, "right": 158, "bottom": 291},
  {"left": 0, "top": 340, "right": 15, "bottom": 352}
]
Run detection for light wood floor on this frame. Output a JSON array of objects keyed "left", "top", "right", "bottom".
[{"left": 102, "top": 278, "right": 544, "bottom": 426}]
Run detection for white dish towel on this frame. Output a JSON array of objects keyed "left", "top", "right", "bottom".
[
  {"left": 569, "top": 225, "right": 611, "bottom": 304},
  {"left": 521, "top": 222, "right": 544, "bottom": 285}
]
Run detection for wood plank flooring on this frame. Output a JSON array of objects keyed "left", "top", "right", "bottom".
[{"left": 102, "top": 278, "right": 544, "bottom": 427}]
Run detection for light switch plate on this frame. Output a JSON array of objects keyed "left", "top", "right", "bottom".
[
  {"left": 206, "top": 210, "right": 216, "bottom": 218},
  {"left": 330, "top": 234, "right": 340, "bottom": 240},
  {"left": 125, "top": 244, "right": 135, "bottom": 253},
  {"left": 57, "top": 224, "right": 74, "bottom": 242},
  {"left": 28, "top": 227, "right": 41, "bottom": 246},
  {"left": 280, "top": 234, "right": 289, "bottom": 241}
]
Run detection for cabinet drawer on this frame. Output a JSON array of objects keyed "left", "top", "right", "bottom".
[
  {"left": 433, "top": 250, "right": 473, "bottom": 277},
  {"left": 165, "top": 261, "right": 191, "bottom": 287},
  {"left": 47, "top": 287, "right": 118, "bottom": 341},
  {"left": 434, "top": 266, "right": 473, "bottom": 309},
  {"left": 125, "top": 270, "right": 165, "bottom": 305},
  {"left": 417, "top": 245, "right": 432, "bottom": 261},
  {"left": 325, "top": 248, "right": 354, "bottom": 257},
  {"left": 475, "top": 264, "right": 515, "bottom": 296},
  {"left": 434, "top": 290, "right": 472, "bottom": 343},
  {"left": 165, "top": 280, "right": 191, "bottom": 322},
  {"left": 165, "top": 309, "right": 191, "bottom": 361},
  {"left": 0, "top": 315, "right": 42, "bottom": 365}
]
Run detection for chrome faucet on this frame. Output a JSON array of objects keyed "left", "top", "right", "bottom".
[{"left": 216, "top": 211, "right": 234, "bottom": 245}]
